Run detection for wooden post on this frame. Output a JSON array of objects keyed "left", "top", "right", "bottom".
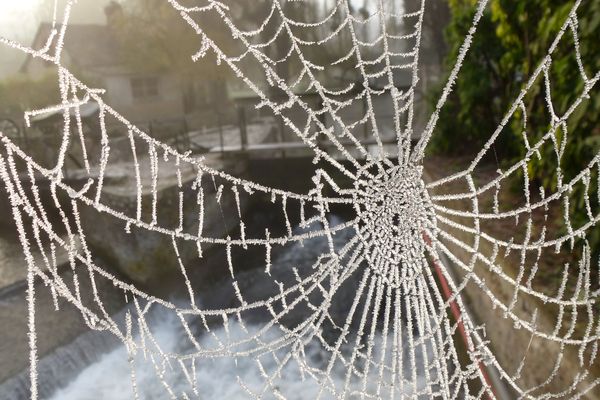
[
  {"left": 217, "top": 111, "right": 224, "bottom": 156},
  {"left": 278, "top": 116, "right": 286, "bottom": 159},
  {"left": 183, "top": 118, "right": 190, "bottom": 150},
  {"left": 174, "top": 127, "right": 180, "bottom": 151},
  {"left": 362, "top": 95, "right": 369, "bottom": 140},
  {"left": 22, "top": 122, "right": 29, "bottom": 149},
  {"left": 237, "top": 106, "right": 247, "bottom": 152},
  {"left": 316, "top": 98, "right": 327, "bottom": 155}
]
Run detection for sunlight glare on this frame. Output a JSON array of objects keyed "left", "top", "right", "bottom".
[{"left": 0, "top": 0, "right": 41, "bottom": 13}]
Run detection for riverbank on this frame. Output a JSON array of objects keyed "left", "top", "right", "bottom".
[
  {"left": 425, "top": 155, "right": 600, "bottom": 399},
  {"left": 0, "top": 259, "right": 126, "bottom": 388}
]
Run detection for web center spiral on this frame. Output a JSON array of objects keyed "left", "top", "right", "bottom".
[{"left": 356, "top": 165, "right": 435, "bottom": 286}]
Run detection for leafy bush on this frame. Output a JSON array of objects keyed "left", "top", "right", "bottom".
[{"left": 430, "top": 0, "right": 600, "bottom": 254}]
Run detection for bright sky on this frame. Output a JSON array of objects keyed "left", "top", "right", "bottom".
[
  {"left": 0, "top": 0, "right": 44, "bottom": 77},
  {"left": 0, "top": 0, "right": 395, "bottom": 78},
  {"left": 0, "top": 0, "right": 115, "bottom": 77},
  {"left": 0, "top": 0, "right": 41, "bottom": 14},
  {"left": 0, "top": 0, "right": 114, "bottom": 40},
  {"left": 0, "top": 0, "right": 43, "bottom": 40}
]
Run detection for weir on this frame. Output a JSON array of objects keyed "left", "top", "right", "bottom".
[
  {"left": 0, "top": 154, "right": 343, "bottom": 395},
  {"left": 0, "top": 0, "right": 598, "bottom": 397}
]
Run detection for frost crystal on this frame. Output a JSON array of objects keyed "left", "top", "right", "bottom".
[{"left": 0, "top": 0, "right": 599, "bottom": 399}]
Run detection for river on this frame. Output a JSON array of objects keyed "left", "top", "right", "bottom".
[{"left": 1, "top": 216, "right": 432, "bottom": 399}]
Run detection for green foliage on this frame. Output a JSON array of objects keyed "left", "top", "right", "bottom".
[
  {"left": 431, "top": 0, "right": 600, "bottom": 153},
  {"left": 428, "top": 0, "right": 511, "bottom": 155},
  {"left": 431, "top": 0, "right": 600, "bottom": 253}
]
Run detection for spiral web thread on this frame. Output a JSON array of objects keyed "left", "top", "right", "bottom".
[{"left": 0, "top": 0, "right": 599, "bottom": 398}]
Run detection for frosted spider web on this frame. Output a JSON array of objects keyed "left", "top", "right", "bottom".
[{"left": 0, "top": 0, "right": 599, "bottom": 399}]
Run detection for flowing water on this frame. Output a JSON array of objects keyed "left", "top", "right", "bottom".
[
  {"left": 47, "top": 315, "right": 429, "bottom": 400},
  {"left": 0, "top": 216, "right": 431, "bottom": 399}
]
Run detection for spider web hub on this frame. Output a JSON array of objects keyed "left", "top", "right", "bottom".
[{"left": 356, "top": 165, "right": 435, "bottom": 286}]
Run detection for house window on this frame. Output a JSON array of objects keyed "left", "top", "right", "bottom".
[{"left": 130, "top": 77, "right": 159, "bottom": 99}]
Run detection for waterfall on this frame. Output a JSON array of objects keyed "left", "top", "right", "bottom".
[
  {"left": 0, "top": 322, "right": 120, "bottom": 400},
  {"left": 0, "top": 216, "right": 432, "bottom": 399}
]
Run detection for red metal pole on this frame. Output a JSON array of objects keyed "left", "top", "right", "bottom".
[{"left": 423, "top": 232, "right": 496, "bottom": 400}]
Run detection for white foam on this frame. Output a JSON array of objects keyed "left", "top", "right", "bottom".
[{"left": 48, "top": 314, "right": 430, "bottom": 400}]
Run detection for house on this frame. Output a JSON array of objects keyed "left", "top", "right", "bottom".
[{"left": 20, "top": 3, "right": 187, "bottom": 128}]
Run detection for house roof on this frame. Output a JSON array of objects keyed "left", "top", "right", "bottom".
[{"left": 20, "top": 23, "right": 121, "bottom": 73}]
